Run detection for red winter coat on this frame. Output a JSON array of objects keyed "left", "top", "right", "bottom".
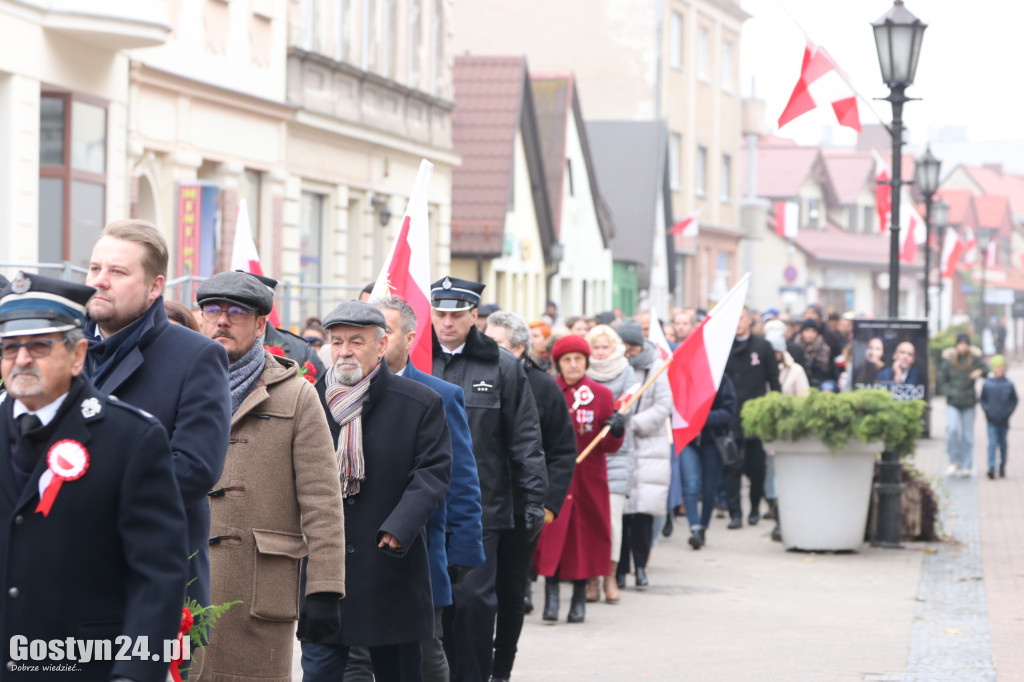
[{"left": 533, "top": 376, "right": 624, "bottom": 580}]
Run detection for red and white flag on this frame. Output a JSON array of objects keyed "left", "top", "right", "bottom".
[
  {"left": 873, "top": 151, "right": 892, "bottom": 232},
  {"left": 230, "top": 199, "right": 281, "bottom": 328},
  {"left": 940, "top": 226, "right": 964, "bottom": 278},
  {"left": 778, "top": 41, "right": 861, "bottom": 133},
  {"left": 370, "top": 159, "right": 434, "bottom": 373},
  {"left": 666, "top": 273, "right": 750, "bottom": 452},
  {"left": 670, "top": 207, "right": 703, "bottom": 237},
  {"left": 962, "top": 227, "right": 978, "bottom": 266},
  {"left": 646, "top": 312, "right": 673, "bottom": 362},
  {"left": 898, "top": 192, "right": 926, "bottom": 264},
  {"left": 985, "top": 240, "right": 998, "bottom": 268},
  {"left": 774, "top": 201, "right": 799, "bottom": 238}
]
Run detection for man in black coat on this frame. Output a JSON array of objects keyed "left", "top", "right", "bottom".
[
  {"left": 301, "top": 301, "right": 452, "bottom": 682},
  {"left": 430, "top": 276, "right": 546, "bottom": 682},
  {"left": 484, "top": 311, "right": 576, "bottom": 682},
  {"left": 83, "top": 220, "right": 230, "bottom": 607},
  {"left": 0, "top": 273, "right": 188, "bottom": 682},
  {"left": 723, "top": 307, "right": 780, "bottom": 529}
]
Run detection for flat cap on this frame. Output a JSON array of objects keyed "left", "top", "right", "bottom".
[
  {"left": 431, "top": 275, "right": 484, "bottom": 311},
  {"left": 0, "top": 271, "right": 96, "bottom": 337},
  {"left": 617, "top": 319, "right": 645, "bottom": 346},
  {"left": 196, "top": 271, "right": 274, "bottom": 315},
  {"left": 323, "top": 300, "right": 386, "bottom": 330}
]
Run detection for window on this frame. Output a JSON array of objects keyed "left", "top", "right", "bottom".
[
  {"left": 407, "top": 0, "right": 423, "bottom": 88},
  {"left": 361, "top": 0, "right": 374, "bottom": 70},
  {"left": 237, "top": 169, "right": 261, "bottom": 248},
  {"left": 669, "top": 12, "right": 683, "bottom": 70},
  {"left": 720, "top": 153, "right": 731, "bottom": 202},
  {"left": 38, "top": 94, "right": 107, "bottom": 268},
  {"left": 696, "top": 144, "right": 707, "bottom": 196},
  {"left": 697, "top": 27, "right": 709, "bottom": 82},
  {"left": 722, "top": 41, "right": 733, "bottom": 92},
  {"left": 807, "top": 198, "right": 820, "bottom": 228},
  {"left": 669, "top": 132, "right": 682, "bottom": 191},
  {"left": 430, "top": 0, "right": 444, "bottom": 96},
  {"left": 382, "top": 0, "right": 397, "bottom": 79},
  {"left": 299, "top": 191, "right": 325, "bottom": 321},
  {"left": 864, "top": 206, "right": 874, "bottom": 233},
  {"left": 335, "top": 0, "right": 354, "bottom": 63}
]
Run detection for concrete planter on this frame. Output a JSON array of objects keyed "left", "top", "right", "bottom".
[{"left": 772, "top": 437, "right": 881, "bottom": 551}]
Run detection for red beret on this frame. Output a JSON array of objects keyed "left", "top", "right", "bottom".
[{"left": 552, "top": 334, "right": 590, "bottom": 365}]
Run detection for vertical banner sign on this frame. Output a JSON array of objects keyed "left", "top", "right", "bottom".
[
  {"left": 177, "top": 185, "right": 202, "bottom": 276},
  {"left": 851, "top": 318, "right": 930, "bottom": 436}
]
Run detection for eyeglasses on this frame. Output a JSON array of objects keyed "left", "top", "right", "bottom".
[
  {"left": 201, "top": 305, "right": 256, "bottom": 325},
  {"left": 1, "top": 339, "right": 59, "bottom": 359}
]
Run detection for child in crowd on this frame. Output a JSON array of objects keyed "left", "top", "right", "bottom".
[{"left": 980, "top": 355, "right": 1018, "bottom": 479}]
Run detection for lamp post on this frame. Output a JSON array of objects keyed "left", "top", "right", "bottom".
[
  {"left": 915, "top": 146, "right": 941, "bottom": 327},
  {"left": 978, "top": 228, "right": 997, "bottom": 334},
  {"left": 871, "top": 0, "right": 927, "bottom": 550},
  {"left": 931, "top": 199, "right": 949, "bottom": 330}
]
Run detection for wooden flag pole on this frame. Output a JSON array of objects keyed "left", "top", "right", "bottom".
[{"left": 575, "top": 354, "right": 675, "bottom": 464}]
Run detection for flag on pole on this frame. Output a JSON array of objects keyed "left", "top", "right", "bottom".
[
  {"left": 940, "top": 226, "right": 964, "bottom": 278},
  {"left": 898, "top": 192, "right": 925, "bottom": 264},
  {"left": 778, "top": 41, "right": 862, "bottom": 133},
  {"left": 646, "top": 312, "right": 673, "bottom": 362},
  {"left": 665, "top": 273, "right": 751, "bottom": 452},
  {"left": 669, "top": 207, "right": 703, "bottom": 237},
  {"left": 985, "top": 240, "right": 998, "bottom": 268},
  {"left": 774, "top": 201, "right": 799, "bottom": 238},
  {"left": 230, "top": 199, "right": 281, "bottom": 328},
  {"left": 369, "top": 159, "right": 434, "bottom": 373},
  {"left": 873, "top": 151, "right": 892, "bottom": 232},
  {"left": 963, "top": 227, "right": 978, "bottom": 266}
]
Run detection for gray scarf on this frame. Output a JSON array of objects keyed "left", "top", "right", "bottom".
[
  {"left": 229, "top": 342, "right": 266, "bottom": 413},
  {"left": 628, "top": 341, "right": 657, "bottom": 370}
]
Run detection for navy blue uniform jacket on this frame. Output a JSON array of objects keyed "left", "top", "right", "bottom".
[
  {"left": 0, "top": 379, "right": 188, "bottom": 682},
  {"left": 403, "top": 360, "right": 484, "bottom": 608}
]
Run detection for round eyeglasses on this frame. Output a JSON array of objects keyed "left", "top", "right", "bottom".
[{"left": 201, "top": 305, "right": 256, "bottom": 325}]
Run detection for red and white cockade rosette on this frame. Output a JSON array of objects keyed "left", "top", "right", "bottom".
[{"left": 35, "top": 439, "right": 89, "bottom": 517}]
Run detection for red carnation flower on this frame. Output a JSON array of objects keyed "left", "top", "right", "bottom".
[{"left": 264, "top": 344, "right": 286, "bottom": 356}]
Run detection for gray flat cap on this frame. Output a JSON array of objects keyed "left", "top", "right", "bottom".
[
  {"left": 323, "top": 300, "right": 386, "bottom": 330},
  {"left": 617, "top": 319, "right": 645, "bottom": 346},
  {"left": 196, "top": 271, "right": 274, "bottom": 315}
]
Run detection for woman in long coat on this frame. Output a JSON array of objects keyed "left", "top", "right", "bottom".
[{"left": 533, "top": 335, "right": 624, "bottom": 624}]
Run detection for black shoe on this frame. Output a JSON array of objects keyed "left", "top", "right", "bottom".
[
  {"left": 727, "top": 516, "right": 742, "bottom": 530},
  {"left": 763, "top": 500, "right": 776, "bottom": 521},
  {"left": 615, "top": 573, "right": 626, "bottom": 589},
  {"left": 988, "top": 469, "right": 996, "bottom": 479},
  {"left": 748, "top": 511, "right": 760, "bottom": 526},
  {"left": 635, "top": 567, "right": 649, "bottom": 588},
  {"left": 567, "top": 581, "right": 586, "bottom": 623},
  {"left": 542, "top": 578, "right": 559, "bottom": 622},
  {"left": 523, "top": 587, "right": 533, "bottom": 615},
  {"left": 492, "top": 678, "right": 510, "bottom": 682},
  {"left": 662, "top": 513, "right": 674, "bottom": 538},
  {"left": 1000, "top": 466, "right": 1006, "bottom": 478},
  {"left": 688, "top": 531, "right": 704, "bottom": 550},
  {"left": 771, "top": 524, "right": 783, "bottom": 542}
]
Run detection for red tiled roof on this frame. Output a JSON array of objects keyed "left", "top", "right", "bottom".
[
  {"left": 820, "top": 149, "right": 874, "bottom": 205},
  {"left": 451, "top": 56, "right": 527, "bottom": 256},
  {"left": 935, "top": 187, "right": 973, "bottom": 226},
  {"left": 964, "top": 165, "right": 1024, "bottom": 216},
  {"left": 793, "top": 222, "right": 920, "bottom": 266},
  {"left": 974, "top": 195, "right": 1013, "bottom": 235},
  {"left": 753, "top": 145, "right": 820, "bottom": 198},
  {"left": 529, "top": 74, "right": 570, "bottom": 238}
]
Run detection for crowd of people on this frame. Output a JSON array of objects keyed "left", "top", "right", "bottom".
[{"left": 0, "top": 220, "right": 1017, "bottom": 682}]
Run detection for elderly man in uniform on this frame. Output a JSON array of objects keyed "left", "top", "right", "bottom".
[
  {"left": 301, "top": 301, "right": 452, "bottom": 682},
  {"left": 429, "top": 276, "right": 546, "bottom": 682},
  {"left": 188, "top": 271, "right": 346, "bottom": 681},
  {"left": 84, "top": 220, "right": 230, "bottom": 607},
  {"left": 0, "top": 273, "right": 188, "bottom": 682}
]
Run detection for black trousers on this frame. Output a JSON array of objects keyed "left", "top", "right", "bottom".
[
  {"left": 491, "top": 522, "right": 537, "bottom": 680},
  {"left": 724, "top": 437, "right": 766, "bottom": 518},
  {"left": 344, "top": 608, "right": 448, "bottom": 682},
  {"left": 617, "top": 513, "right": 653, "bottom": 574},
  {"left": 443, "top": 529, "right": 500, "bottom": 682},
  {"left": 301, "top": 641, "right": 422, "bottom": 682}
]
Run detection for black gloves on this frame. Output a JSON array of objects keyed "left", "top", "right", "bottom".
[
  {"left": 605, "top": 412, "right": 626, "bottom": 439},
  {"left": 297, "top": 592, "right": 341, "bottom": 643},
  {"left": 447, "top": 563, "right": 477, "bottom": 585},
  {"left": 522, "top": 503, "right": 546, "bottom": 543}
]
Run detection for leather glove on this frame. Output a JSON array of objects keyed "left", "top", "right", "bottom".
[
  {"left": 447, "top": 563, "right": 477, "bottom": 585},
  {"left": 605, "top": 412, "right": 627, "bottom": 439},
  {"left": 522, "top": 503, "right": 546, "bottom": 543},
  {"left": 544, "top": 508, "right": 555, "bottom": 524},
  {"left": 296, "top": 592, "right": 341, "bottom": 644}
]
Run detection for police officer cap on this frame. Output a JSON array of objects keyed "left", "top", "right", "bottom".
[
  {"left": 322, "top": 300, "right": 386, "bottom": 330},
  {"left": 478, "top": 303, "right": 501, "bottom": 317},
  {"left": 0, "top": 271, "right": 96, "bottom": 338},
  {"left": 196, "top": 271, "right": 274, "bottom": 315},
  {"left": 431, "top": 276, "right": 484, "bottom": 312}
]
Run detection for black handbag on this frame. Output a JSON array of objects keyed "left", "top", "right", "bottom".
[{"left": 714, "top": 431, "right": 740, "bottom": 467}]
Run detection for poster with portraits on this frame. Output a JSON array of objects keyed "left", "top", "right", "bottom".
[{"left": 851, "top": 318, "right": 930, "bottom": 434}]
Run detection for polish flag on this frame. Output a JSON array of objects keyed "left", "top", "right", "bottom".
[
  {"left": 774, "top": 201, "right": 799, "bottom": 238},
  {"left": 778, "top": 42, "right": 861, "bottom": 133},
  {"left": 666, "top": 273, "right": 750, "bottom": 452},
  {"left": 985, "top": 240, "right": 998, "bottom": 268},
  {"left": 962, "top": 227, "right": 978, "bottom": 266},
  {"left": 898, "top": 192, "right": 925, "bottom": 264},
  {"left": 230, "top": 199, "right": 281, "bottom": 328},
  {"left": 646, "top": 312, "right": 673, "bottom": 362},
  {"left": 670, "top": 207, "right": 703, "bottom": 237},
  {"left": 940, "top": 226, "right": 965, "bottom": 278},
  {"left": 873, "top": 151, "right": 891, "bottom": 232},
  {"left": 370, "top": 159, "right": 434, "bottom": 373}
]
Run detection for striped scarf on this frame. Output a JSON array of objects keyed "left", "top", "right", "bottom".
[{"left": 325, "top": 360, "right": 382, "bottom": 497}]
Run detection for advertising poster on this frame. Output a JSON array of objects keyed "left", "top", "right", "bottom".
[
  {"left": 851, "top": 318, "right": 930, "bottom": 435},
  {"left": 176, "top": 183, "right": 222, "bottom": 278}
]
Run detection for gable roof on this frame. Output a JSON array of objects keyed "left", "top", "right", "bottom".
[
  {"left": 793, "top": 222, "right": 920, "bottom": 267},
  {"left": 935, "top": 187, "right": 974, "bottom": 226},
  {"left": 974, "top": 195, "right": 1013, "bottom": 235},
  {"left": 451, "top": 55, "right": 555, "bottom": 259},
  {"left": 586, "top": 120, "right": 667, "bottom": 276},
  {"left": 748, "top": 143, "right": 821, "bottom": 198},
  {"left": 820, "top": 148, "right": 874, "bottom": 205},
  {"left": 962, "top": 164, "right": 1024, "bottom": 216}
]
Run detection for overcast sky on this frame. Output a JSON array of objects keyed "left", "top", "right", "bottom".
[{"left": 739, "top": 0, "right": 1023, "bottom": 148}]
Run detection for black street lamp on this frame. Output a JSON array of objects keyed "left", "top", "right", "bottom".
[
  {"left": 978, "top": 227, "right": 997, "bottom": 334},
  {"left": 915, "top": 146, "right": 941, "bottom": 326},
  {"left": 873, "top": 0, "right": 927, "bottom": 318},
  {"left": 871, "top": 0, "right": 927, "bottom": 550},
  {"left": 931, "top": 199, "right": 949, "bottom": 330}
]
